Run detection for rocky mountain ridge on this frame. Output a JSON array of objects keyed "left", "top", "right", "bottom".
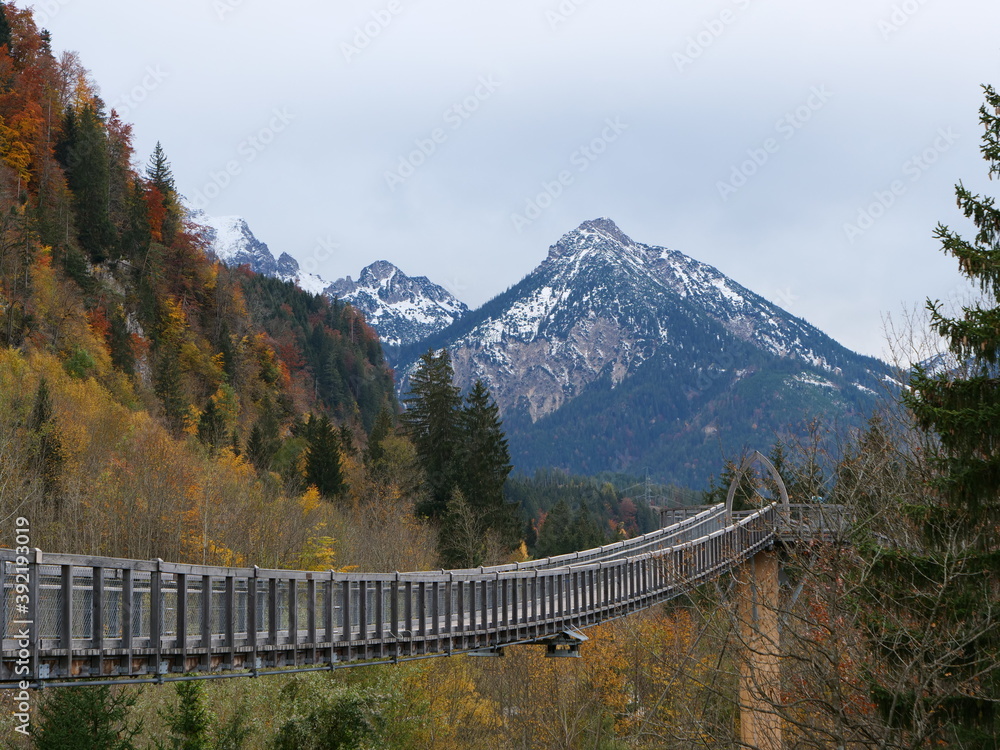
[
  {"left": 198, "top": 214, "right": 466, "bottom": 347},
  {"left": 396, "top": 218, "right": 892, "bottom": 485}
]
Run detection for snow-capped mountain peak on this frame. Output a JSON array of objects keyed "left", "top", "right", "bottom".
[
  {"left": 199, "top": 214, "right": 330, "bottom": 296},
  {"left": 398, "top": 217, "right": 887, "bottom": 436},
  {"left": 329, "top": 261, "right": 468, "bottom": 349},
  {"left": 201, "top": 215, "right": 278, "bottom": 277},
  {"left": 197, "top": 215, "right": 465, "bottom": 346}
]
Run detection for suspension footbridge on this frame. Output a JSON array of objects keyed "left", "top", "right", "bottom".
[{"left": 0, "top": 457, "right": 845, "bottom": 694}]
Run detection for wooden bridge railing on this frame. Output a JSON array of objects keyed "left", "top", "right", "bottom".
[{"left": 0, "top": 502, "right": 842, "bottom": 686}]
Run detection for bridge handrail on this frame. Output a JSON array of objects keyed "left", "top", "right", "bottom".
[
  {"left": 0, "top": 501, "right": 789, "bottom": 684},
  {"left": 437, "top": 503, "right": 727, "bottom": 578}
]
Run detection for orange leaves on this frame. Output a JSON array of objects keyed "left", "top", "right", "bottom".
[
  {"left": 87, "top": 306, "right": 111, "bottom": 344},
  {"left": 145, "top": 184, "right": 167, "bottom": 242}
]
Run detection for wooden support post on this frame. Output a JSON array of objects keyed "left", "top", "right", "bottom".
[
  {"left": 122, "top": 568, "right": 133, "bottom": 673},
  {"left": 736, "top": 550, "right": 782, "bottom": 750},
  {"left": 374, "top": 580, "right": 383, "bottom": 657},
  {"left": 61, "top": 564, "right": 73, "bottom": 677},
  {"left": 177, "top": 573, "right": 187, "bottom": 672},
  {"left": 224, "top": 576, "right": 235, "bottom": 670},
  {"left": 201, "top": 575, "right": 211, "bottom": 671},
  {"left": 248, "top": 569, "right": 259, "bottom": 671},
  {"left": 92, "top": 566, "right": 104, "bottom": 676}
]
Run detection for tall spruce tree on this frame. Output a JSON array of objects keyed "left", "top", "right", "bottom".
[
  {"left": 305, "top": 414, "right": 346, "bottom": 499},
  {"left": 458, "top": 380, "right": 518, "bottom": 548},
  {"left": 401, "top": 349, "right": 462, "bottom": 519},
  {"left": 157, "top": 680, "right": 211, "bottom": 750},
  {"left": 154, "top": 346, "right": 187, "bottom": 435},
  {"left": 146, "top": 141, "right": 176, "bottom": 196},
  {"left": 246, "top": 410, "right": 281, "bottom": 473},
  {"left": 363, "top": 404, "right": 394, "bottom": 471},
  {"left": 899, "top": 83, "right": 1000, "bottom": 746},
  {"left": 57, "top": 104, "right": 115, "bottom": 263},
  {"left": 145, "top": 141, "right": 181, "bottom": 244}
]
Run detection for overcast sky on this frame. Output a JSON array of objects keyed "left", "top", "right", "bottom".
[{"left": 21, "top": 0, "right": 1000, "bottom": 359}]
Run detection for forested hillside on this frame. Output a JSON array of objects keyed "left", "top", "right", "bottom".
[{"left": 0, "top": 4, "right": 399, "bottom": 567}]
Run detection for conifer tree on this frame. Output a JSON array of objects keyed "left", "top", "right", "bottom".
[
  {"left": 458, "top": 380, "right": 517, "bottom": 548},
  {"left": 196, "top": 398, "right": 225, "bottom": 455},
  {"left": 108, "top": 305, "right": 135, "bottom": 375},
  {"left": 146, "top": 141, "right": 176, "bottom": 196},
  {"left": 401, "top": 349, "right": 462, "bottom": 519},
  {"left": 305, "top": 414, "right": 345, "bottom": 499},
  {"left": 29, "top": 377, "right": 63, "bottom": 502},
  {"left": 0, "top": 5, "right": 12, "bottom": 51},
  {"left": 158, "top": 680, "right": 211, "bottom": 750},
  {"left": 154, "top": 346, "right": 187, "bottom": 434},
  {"left": 535, "top": 498, "right": 573, "bottom": 558},
  {"left": 363, "top": 404, "right": 394, "bottom": 469},
  {"left": 245, "top": 406, "right": 281, "bottom": 474},
  {"left": 57, "top": 104, "right": 115, "bottom": 263},
  {"left": 145, "top": 142, "right": 181, "bottom": 244},
  {"left": 338, "top": 423, "right": 354, "bottom": 455},
  {"left": 31, "top": 686, "right": 142, "bottom": 750},
  {"left": 897, "top": 83, "right": 1000, "bottom": 745}
]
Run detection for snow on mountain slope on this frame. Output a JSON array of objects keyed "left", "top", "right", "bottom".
[
  {"left": 198, "top": 215, "right": 465, "bottom": 346},
  {"left": 328, "top": 261, "right": 469, "bottom": 348},
  {"left": 200, "top": 215, "right": 278, "bottom": 277},
  {"left": 404, "top": 218, "right": 871, "bottom": 421}
]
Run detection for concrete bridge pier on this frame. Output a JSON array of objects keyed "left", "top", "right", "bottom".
[
  {"left": 724, "top": 452, "right": 786, "bottom": 750},
  {"left": 736, "top": 549, "right": 782, "bottom": 750}
]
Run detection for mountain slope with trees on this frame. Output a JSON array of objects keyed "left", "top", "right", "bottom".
[{"left": 0, "top": 3, "right": 402, "bottom": 570}]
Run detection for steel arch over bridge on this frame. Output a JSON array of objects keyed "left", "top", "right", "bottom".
[{"left": 0, "top": 460, "right": 846, "bottom": 688}]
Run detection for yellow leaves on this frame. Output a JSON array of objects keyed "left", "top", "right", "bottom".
[
  {"left": 29, "top": 258, "right": 112, "bottom": 378},
  {"left": 178, "top": 340, "right": 224, "bottom": 389},
  {"left": 0, "top": 114, "right": 31, "bottom": 184},
  {"left": 183, "top": 404, "right": 201, "bottom": 436},
  {"left": 299, "top": 532, "right": 337, "bottom": 571},
  {"left": 213, "top": 445, "right": 254, "bottom": 480},
  {"left": 206, "top": 539, "right": 244, "bottom": 568},
  {"left": 299, "top": 485, "right": 323, "bottom": 514},
  {"left": 211, "top": 382, "right": 239, "bottom": 428},
  {"left": 159, "top": 296, "right": 187, "bottom": 344},
  {"left": 512, "top": 540, "right": 530, "bottom": 563},
  {"left": 66, "top": 55, "right": 101, "bottom": 114}
]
